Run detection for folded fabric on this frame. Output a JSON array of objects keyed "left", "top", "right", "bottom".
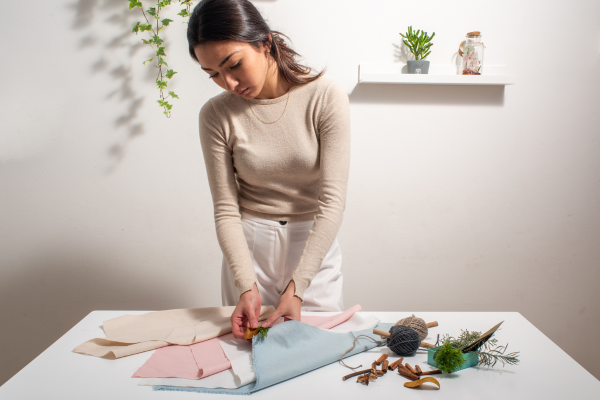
[
  {"left": 133, "top": 304, "right": 362, "bottom": 380},
  {"left": 73, "top": 306, "right": 276, "bottom": 359},
  {"left": 138, "top": 313, "right": 381, "bottom": 389},
  {"left": 153, "top": 319, "right": 394, "bottom": 395}
]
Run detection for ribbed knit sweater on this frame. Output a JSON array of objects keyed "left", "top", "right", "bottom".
[{"left": 198, "top": 76, "right": 351, "bottom": 302}]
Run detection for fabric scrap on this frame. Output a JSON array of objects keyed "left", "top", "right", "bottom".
[
  {"left": 134, "top": 304, "right": 362, "bottom": 380},
  {"left": 73, "top": 305, "right": 276, "bottom": 358},
  {"left": 153, "top": 319, "right": 394, "bottom": 395}
]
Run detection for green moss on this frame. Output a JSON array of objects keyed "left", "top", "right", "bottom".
[{"left": 433, "top": 342, "right": 466, "bottom": 373}]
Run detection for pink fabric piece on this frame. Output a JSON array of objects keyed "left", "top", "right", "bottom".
[{"left": 132, "top": 304, "right": 361, "bottom": 379}]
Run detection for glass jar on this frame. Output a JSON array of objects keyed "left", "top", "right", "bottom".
[{"left": 459, "top": 31, "right": 485, "bottom": 75}]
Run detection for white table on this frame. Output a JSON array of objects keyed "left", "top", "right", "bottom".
[{"left": 1, "top": 311, "right": 598, "bottom": 399}]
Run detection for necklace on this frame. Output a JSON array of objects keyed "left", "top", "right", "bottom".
[{"left": 248, "top": 86, "right": 293, "bottom": 124}]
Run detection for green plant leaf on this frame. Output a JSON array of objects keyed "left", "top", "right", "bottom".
[
  {"left": 166, "top": 69, "right": 177, "bottom": 79},
  {"left": 156, "top": 46, "right": 166, "bottom": 56},
  {"left": 140, "top": 23, "right": 153, "bottom": 32},
  {"left": 152, "top": 34, "right": 164, "bottom": 46},
  {"left": 169, "top": 91, "right": 179, "bottom": 99},
  {"left": 132, "top": 21, "right": 140, "bottom": 33},
  {"left": 177, "top": 8, "right": 189, "bottom": 17},
  {"left": 161, "top": 18, "right": 173, "bottom": 26},
  {"left": 143, "top": 57, "right": 154, "bottom": 65},
  {"left": 158, "top": 58, "right": 168, "bottom": 66},
  {"left": 147, "top": 7, "right": 157, "bottom": 17},
  {"left": 129, "top": 0, "right": 143, "bottom": 9},
  {"left": 156, "top": 80, "right": 168, "bottom": 90}
]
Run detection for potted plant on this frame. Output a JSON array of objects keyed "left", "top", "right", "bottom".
[{"left": 400, "top": 26, "right": 435, "bottom": 74}]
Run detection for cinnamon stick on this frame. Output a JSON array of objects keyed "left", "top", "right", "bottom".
[
  {"left": 415, "top": 364, "right": 422, "bottom": 375},
  {"left": 397, "top": 365, "right": 419, "bottom": 381},
  {"left": 376, "top": 353, "right": 388, "bottom": 365},
  {"left": 426, "top": 321, "right": 438, "bottom": 328},
  {"left": 405, "top": 363, "right": 418, "bottom": 375},
  {"left": 382, "top": 359, "right": 389, "bottom": 372},
  {"left": 342, "top": 368, "right": 372, "bottom": 381},
  {"left": 420, "top": 369, "right": 442, "bottom": 375},
  {"left": 389, "top": 357, "right": 404, "bottom": 370}
]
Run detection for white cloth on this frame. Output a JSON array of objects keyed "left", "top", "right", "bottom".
[
  {"left": 221, "top": 212, "right": 344, "bottom": 312},
  {"left": 138, "top": 314, "right": 381, "bottom": 389}
]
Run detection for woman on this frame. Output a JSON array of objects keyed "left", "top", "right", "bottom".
[{"left": 187, "top": 0, "right": 351, "bottom": 339}]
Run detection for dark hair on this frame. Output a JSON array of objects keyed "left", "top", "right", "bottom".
[{"left": 187, "top": 0, "right": 325, "bottom": 87}]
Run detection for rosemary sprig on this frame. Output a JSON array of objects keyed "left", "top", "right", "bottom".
[{"left": 438, "top": 328, "right": 520, "bottom": 369}]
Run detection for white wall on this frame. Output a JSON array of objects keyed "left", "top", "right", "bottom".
[{"left": 1, "top": 0, "right": 599, "bottom": 385}]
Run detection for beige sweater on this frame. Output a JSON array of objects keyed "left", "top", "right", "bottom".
[{"left": 198, "top": 76, "right": 351, "bottom": 302}]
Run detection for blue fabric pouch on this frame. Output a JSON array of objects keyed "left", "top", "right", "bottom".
[{"left": 153, "top": 319, "right": 394, "bottom": 395}]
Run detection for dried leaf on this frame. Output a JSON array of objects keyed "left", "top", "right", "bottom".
[{"left": 404, "top": 376, "right": 441, "bottom": 389}]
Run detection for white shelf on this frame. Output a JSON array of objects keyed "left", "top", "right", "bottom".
[{"left": 359, "top": 63, "right": 516, "bottom": 86}]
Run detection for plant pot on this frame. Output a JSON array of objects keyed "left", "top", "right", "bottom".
[{"left": 407, "top": 60, "right": 430, "bottom": 74}]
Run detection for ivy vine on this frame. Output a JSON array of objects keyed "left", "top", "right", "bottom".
[{"left": 128, "top": 0, "right": 194, "bottom": 117}]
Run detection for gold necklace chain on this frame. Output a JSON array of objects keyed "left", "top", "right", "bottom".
[{"left": 248, "top": 86, "right": 293, "bottom": 124}]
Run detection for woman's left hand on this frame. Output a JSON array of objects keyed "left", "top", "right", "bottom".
[{"left": 261, "top": 280, "right": 302, "bottom": 328}]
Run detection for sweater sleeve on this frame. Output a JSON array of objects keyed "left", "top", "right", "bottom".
[
  {"left": 199, "top": 100, "right": 257, "bottom": 298},
  {"left": 288, "top": 81, "right": 351, "bottom": 301}
]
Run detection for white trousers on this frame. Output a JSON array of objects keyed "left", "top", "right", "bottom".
[{"left": 221, "top": 212, "right": 344, "bottom": 312}]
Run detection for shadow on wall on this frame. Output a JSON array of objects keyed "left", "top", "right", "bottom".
[
  {"left": 69, "top": 0, "right": 155, "bottom": 174},
  {"left": 0, "top": 245, "right": 181, "bottom": 386}
]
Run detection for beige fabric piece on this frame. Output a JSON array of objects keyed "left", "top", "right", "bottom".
[
  {"left": 73, "top": 306, "right": 276, "bottom": 359},
  {"left": 199, "top": 76, "right": 351, "bottom": 302}
]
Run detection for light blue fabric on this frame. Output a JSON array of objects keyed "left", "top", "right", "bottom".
[{"left": 153, "top": 320, "right": 394, "bottom": 395}]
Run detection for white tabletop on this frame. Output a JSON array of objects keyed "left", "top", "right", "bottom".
[{"left": 1, "top": 311, "right": 598, "bottom": 399}]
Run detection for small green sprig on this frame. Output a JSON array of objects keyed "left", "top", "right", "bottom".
[
  {"left": 128, "top": 0, "right": 193, "bottom": 117},
  {"left": 433, "top": 342, "right": 466, "bottom": 373},
  {"left": 399, "top": 26, "right": 435, "bottom": 61},
  {"left": 256, "top": 326, "right": 269, "bottom": 339}
]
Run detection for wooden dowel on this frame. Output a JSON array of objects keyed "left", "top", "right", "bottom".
[
  {"left": 420, "top": 341, "right": 435, "bottom": 348},
  {"left": 373, "top": 328, "right": 391, "bottom": 338},
  {"left": 426, "top": 321, "right": 438, "bottom": 328},
  {"left": 342, "top": 368, "right": 372, "bottom": 381}
]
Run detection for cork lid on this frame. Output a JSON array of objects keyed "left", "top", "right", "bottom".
[{"left": 466, "top": 31, "right": 481, "bottom": 37}]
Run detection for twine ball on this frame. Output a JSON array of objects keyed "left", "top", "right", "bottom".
[
  {"left": 386, "top": 325, "right": 421, "bottom": 356},
  {"left": 394, "top": 314, "right": 429, "bottom": 341}
]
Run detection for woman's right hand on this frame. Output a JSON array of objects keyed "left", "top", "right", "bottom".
[{"left": 231, "top": 282, "right": 262, "bottom": 339}]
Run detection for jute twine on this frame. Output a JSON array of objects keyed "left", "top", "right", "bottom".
[
  {"left": 339, "top": 335, "right": 386, "bottom": 369},
  {"left": 394, "top": 314, "right": 429, "bottom": 340}
]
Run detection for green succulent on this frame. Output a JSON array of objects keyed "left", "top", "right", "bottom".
[{"left": 399, "top": 26, "right": 435, "bottom": 61}]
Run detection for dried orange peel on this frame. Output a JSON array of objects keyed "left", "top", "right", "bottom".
[
  {"left": 244, "top": 327, "right": 259, "bottom": 340},
  {"left": 404, "top": 376, "right": 440, "bottom": 389}
]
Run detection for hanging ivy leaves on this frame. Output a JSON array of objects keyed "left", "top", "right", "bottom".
[{"left": 128, "top": 0, "right": 194, "bottom": 118}]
